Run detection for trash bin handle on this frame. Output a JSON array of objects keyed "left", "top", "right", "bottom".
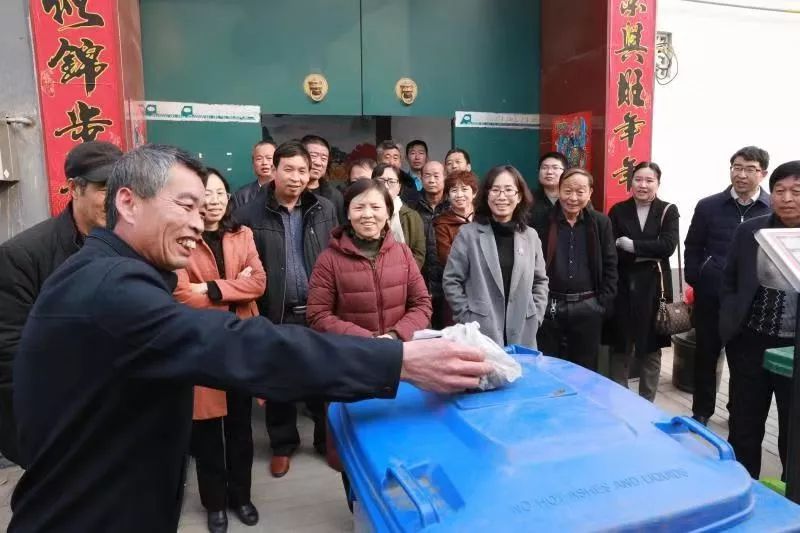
[
  {"left": 385, "top": 464, "right": 439, "bottom": 526},
  {"left": 671, "top": 416, "right": 736, "bottom": 461}
]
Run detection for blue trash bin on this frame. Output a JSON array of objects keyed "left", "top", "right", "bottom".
[{"left": 329, "top": 345, "right": 800, "bottom": 532}]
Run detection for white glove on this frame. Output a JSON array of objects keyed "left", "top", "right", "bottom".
[{"left": 616, "top": 236, "right": 635, "bottom": 253}]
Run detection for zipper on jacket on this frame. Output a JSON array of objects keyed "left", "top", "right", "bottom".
[{"left": 371, "top": 258, "right": 386, "bottom": 334}]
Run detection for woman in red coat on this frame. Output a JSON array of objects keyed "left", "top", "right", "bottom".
[
  {"left": 173, "top": 168, "right": 266, "bottom": 533},
  {"left": 307, "top": 179, "right": 432, "bottom": 340},
  {"left": 307, "top": 179, "right": 432, "bottom": 509}
]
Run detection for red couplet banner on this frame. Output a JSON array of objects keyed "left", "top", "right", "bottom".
[
  {"left": 29, "top": 0, "right": 127, "bottom": 215},
  {"left": 603, "top": 0, "right": 657, "bottom": 212}
]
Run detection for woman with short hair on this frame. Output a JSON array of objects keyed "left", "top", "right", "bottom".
[{"left": 372, "top": 163, "right": 426, "bottom": 269}]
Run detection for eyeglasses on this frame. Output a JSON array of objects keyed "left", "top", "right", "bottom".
[
  {"left": 377, "top": 178, "right": 400, "bottom": 185},
  {"left": 731, "top": 165, "right": 762, "bottom": 177},
  {"left": 488, "top": 187, "right": 519, "bottom": 197},
  {"left": 205, "top": 191, "right": 231, "bottom": 200},
  {"left": 540, "top": 165, "right": 564, "bottom": 172}
]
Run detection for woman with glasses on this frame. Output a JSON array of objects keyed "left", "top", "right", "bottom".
[
  {"left": 607, "top": 162, "right": 679, "bottom": 402},
  {"left": 174, "top": 168, "right": 266, "bottom": 533},
  {"left": 443, "top": 165, "right": 549, "bottom": 347},
  {"left": 372, "top": 163, "right": 426, "bottom": 270}
]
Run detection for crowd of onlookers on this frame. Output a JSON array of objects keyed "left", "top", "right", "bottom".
[{"left": 0, "top": 136, "right": 798, "bottom": 532}]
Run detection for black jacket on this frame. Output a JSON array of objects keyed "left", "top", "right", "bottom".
[
  {"left": 9, "top": 229, "right": 402, "bottom": 532},
  {"left": 607, "top": 197, "right": 679, "bottom": 355},
  {"left": 719, "top": 214, "right": 779, "bottom": 345},
  {"left": 313, "top": 179, "right": 345, "bottom": 224},
  {"left": 399, "top": 169, "right": 422, "bottom": 206},
  {"left": 0, "top": 204, "right": 82, "bottom": 392},
  {"left": 539, "top": 204, "right": 618, "bottom": 312},
  {"left": 684, "top": 186, "right": 770, "bottom": 297},
  {"left": 528, "top": 188, "right": 558, "bottom": 237},
  {"left": 413, "top": 197, "right": 450, "bottom": 290},
  {"left": 234, "top": 184, "right": 338, "bottom": 323},
  {"left": 230, "top": 179, "right": 263, "bottom": 210}
]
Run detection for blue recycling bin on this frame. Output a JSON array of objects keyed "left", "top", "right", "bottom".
[{"left": 328, "top": 345, "right": 800, "bottom": 532}]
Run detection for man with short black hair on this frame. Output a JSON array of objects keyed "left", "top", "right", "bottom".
[
  {"left": 232, "top": 140, "right": 276, "bottom": 208},
  {"left": 235, "top": 140, "right": 337, "bottom": 478},
  {"left": 9, "top": 143, "right": 491, "bottom": 531},
  {"left": 0, "top": 141, "right": 122, "bottom": 467},
  {"left": 529, "top": 151, "right": 568, "bottom": 233},
  {"left": 414, "top": 161, "right": 449, "bottom": 328},
  {"left": 685, "top": 145, "right": 771, "bottom": 426},
  {"left": 378, "top": 139, "right": 420, "bottom": 205},
  {"left": 301, "top": 134, "right": 344, "bottom": 223},
  {"left": 406, "top": 139, "right": 428, "bottom": 191}
]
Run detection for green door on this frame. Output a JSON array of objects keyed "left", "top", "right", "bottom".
[{"left": 361, "top": 0, "right": 541, "bottom": 117}]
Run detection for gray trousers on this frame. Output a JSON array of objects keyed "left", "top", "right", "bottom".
[{"left": 610, "top": 347, "right": 662, "bottom": 402}]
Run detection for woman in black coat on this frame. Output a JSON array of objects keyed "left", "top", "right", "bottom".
[{"left": 607, "top": 162, "right": 679, "bottom": 401}]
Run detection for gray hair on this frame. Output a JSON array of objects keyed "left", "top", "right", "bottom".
[
  {"left": 105, "top": 144, "right": 206, "bottom": 229},
  {"left": 376, "top": 140, "right": 403, "bottom": 160}
]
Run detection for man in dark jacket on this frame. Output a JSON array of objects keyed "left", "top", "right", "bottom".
[
  {"left": 231, "top": 140, "right": 276, "bottom": 209},
  {"left": 529, "top": 151, "right": 567, "bottom": 235},
  {"left": 536, "top": 168, "right": 618, "bottom": 372},
  {"left": 413, "top": 161, "right": 449, "bottom": 328},
  {"left": 8, "top": 143, "right": 490, "bottom": 532},
  {"left": 302, "top": 134, "right": 344, "bottom": 223},
  {"left": 234, "top": 140, "right": 338, "bottom": 477},
  {"left": 719, "top": 161, "right": 800, "bottom": 479},
  {"left": 0, "top": 141, "right": 122, "bottom": 467},
  {"left": 684, "top": 146, "right": 771, "bottom": 425}
]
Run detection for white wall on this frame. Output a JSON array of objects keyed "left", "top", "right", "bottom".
[
  {"left": 652, "top": 0, "right": 800, "bottom": 264},
  {"left": 391, "top": 117, "right": 452, "bottom": 169}
]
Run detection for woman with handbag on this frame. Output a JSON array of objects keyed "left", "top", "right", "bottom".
[{"left": 607, "top": 161, "right": 681, "bottom": 401}]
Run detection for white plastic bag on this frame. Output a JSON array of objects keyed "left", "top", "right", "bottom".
[{"left": 414, "top": 322, "right": 522, "bottom": 391}]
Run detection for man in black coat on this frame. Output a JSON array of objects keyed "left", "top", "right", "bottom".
[
  {"left": 719, "top": 161, "right": 800, "bottom": 480},
  {"left": 536, "top": 168, "right": 618, "bottom": 372},
  {"left": 234, "top": 141, "right": 339, "bottom": 477},
  {"left": 231, "top": 140, "right": 276, "bottom": 209},
  {"left": 684, "top": 146, "right": 771, "bottom": 425},
  {"left": 0, "top": 141, "right": 122, "bottom": 467},
  {"left": 8, "top": 144, "right": 490, "bottom": 532},
  {"left": 378, "top": 139, "right": 421, "bottom": 206},
  {"left": 302, "top": 135, "right": 345, "bottom": 223},
  {"left": 529, "top": 151, "right": 567, "bottom": 234}
]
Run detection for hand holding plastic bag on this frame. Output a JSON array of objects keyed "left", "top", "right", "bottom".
[{"left": 414, "top": 322, "right": 522, "bottom": 391}]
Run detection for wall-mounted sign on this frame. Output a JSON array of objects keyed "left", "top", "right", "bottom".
[
  {"left": 455, "top": 111, "right": 539, "bottom": 130},
  {"left": 30, "top": 0, "right": 128, "bottom": 215},
  {"left": 603, "top": 0, "right": 656, "bottom": 211},
  {"left": 395, "top": 78, "right": 418, "bottom": 105},
  {"left": 304, "top": 74, "right": 329, "bottom": 102},
  {"left": 142, "top": 101, "right": 261, "bottom": 123}
]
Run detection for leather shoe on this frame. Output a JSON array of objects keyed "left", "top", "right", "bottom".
[
  {"left": 270, "top": 455, "right": 290, "bottom": 477},
  {"left": 207, "top": 510, "right": 228, "bottom": 533},
  {"left": 692, "top": 414, "right": 709, "bottom": 426},
  {"left": 230, "top": 502, "right": 259, "bottom": 526}
]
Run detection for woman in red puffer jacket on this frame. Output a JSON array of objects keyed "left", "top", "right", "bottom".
[
  {"left": 307, "top": 179, "right": 432, "bottom": 510},
  {"left": 307, "top": 179, "right": 432, "bottom": 340}
]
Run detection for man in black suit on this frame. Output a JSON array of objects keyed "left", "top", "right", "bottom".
[
  {"left": 719, "top": 160, "right": 800, "bottom": 480},
  {"left": 8, "top": 144, "right": 491, "bottom": 532}
]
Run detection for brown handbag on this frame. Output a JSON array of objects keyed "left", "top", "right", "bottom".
[{"left": 653, "top": 204, "right": 692, "bottom": 335}]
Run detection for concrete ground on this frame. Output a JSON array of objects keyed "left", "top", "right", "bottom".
[{"left": 0, "top": 347, "right": 786, "bottom": 531}]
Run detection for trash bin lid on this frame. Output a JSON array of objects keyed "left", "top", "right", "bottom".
[
  {"left": 764, "top": 346, "right": 793, "bottom": 378},
  {"left": 330, "top": 346, "right": 800, "bottom": 532}
]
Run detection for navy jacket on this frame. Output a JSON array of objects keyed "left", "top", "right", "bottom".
[
  {"left": 684, "top": 186, "right": 770, "bottom": 296},
  {"left": 231, "top": 179, "right": 263, "bottom": 210},
  {"left": 9, "top": 229, "right": 402, "bottom": 532},
  {"left": 719, "top": 214, "right": 781, "bottom": 345}
]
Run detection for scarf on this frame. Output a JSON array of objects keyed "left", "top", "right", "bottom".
[{"left": 390, "top": 196, "right": 405, "bottom": 244}]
